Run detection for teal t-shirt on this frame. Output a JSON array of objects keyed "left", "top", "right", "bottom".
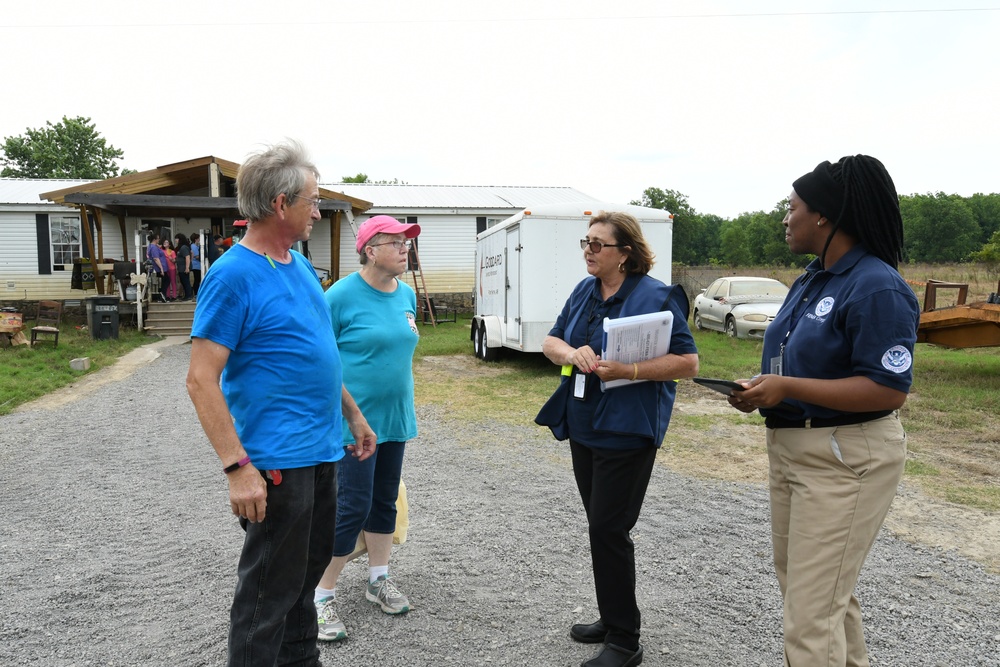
[
  {"left": 191, "top": 245, "right": 344, "bottom": 469},
  {"left": 325, "top": 272, "right": 419, "bottom": 445}
]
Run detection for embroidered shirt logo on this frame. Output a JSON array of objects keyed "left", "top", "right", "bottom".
[
  {"left": 815, "top": 297, "right": 835, "bottom": 317},
  {"left": 881, "top": 345, "right": 912, "bottom": 373}
]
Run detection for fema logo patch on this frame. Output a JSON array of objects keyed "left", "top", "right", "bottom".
[
  {"left": 881, "top": 345, "right": 912, "bottom": 373},
  {"left": 815, "top": 297, "right": 835, "bottom": 317}
]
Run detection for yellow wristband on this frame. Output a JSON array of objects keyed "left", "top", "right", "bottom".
[{"left": 631, "top": 363, "right": 639, "bottom": 381}]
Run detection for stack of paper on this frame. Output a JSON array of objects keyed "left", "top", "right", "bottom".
[{"left": 601, "top": 311, "right": 673, "bottom": 390}]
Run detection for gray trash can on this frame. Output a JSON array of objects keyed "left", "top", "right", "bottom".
[{"left": 86, "top": 296, "right": 120, "bottom": 340}]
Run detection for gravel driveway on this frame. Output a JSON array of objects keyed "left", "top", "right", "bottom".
[{"left": 1, "top": 341, "right": 998, "bottom": 666}]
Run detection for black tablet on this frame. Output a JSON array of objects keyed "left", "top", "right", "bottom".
[{"left": 692, "top": 377, "right": 745, "bottom": 396}]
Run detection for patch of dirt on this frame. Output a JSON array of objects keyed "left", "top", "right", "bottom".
[{"left": 673, "top": 385, "right": 1000, "bottom": 573}]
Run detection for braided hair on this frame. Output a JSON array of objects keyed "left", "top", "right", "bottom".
[{"left": 821, "top": 155, "right": 904, "bottom": 269}]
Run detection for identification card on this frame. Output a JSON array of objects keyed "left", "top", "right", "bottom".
[
  {"left": 769, "top": 354, "right": 783, "bottom": 376},
  {"left": 574, "top": 372, "right": 587, "bottom": 400}
]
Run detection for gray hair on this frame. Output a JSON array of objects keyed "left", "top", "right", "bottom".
[
  {"left": 236, "top": 140, "right": 320, "bottom": 223},
  {"left": 358, "top": 232, "right": 391, "bottom": 265}
]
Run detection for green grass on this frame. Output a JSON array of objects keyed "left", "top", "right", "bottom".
[
  {"left": 413, "top": 317, "right": 1000, "bottom": 511},
  {"left": 0, "top": 324, "right": 156, "bottom": 415}
]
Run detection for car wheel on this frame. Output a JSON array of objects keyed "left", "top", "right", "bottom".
[
  {"left": 693, "top": 311, "right": 704, "bottom": 331},
  {"left": 725, "top": 317, "right": 738, "bottom": 338}
]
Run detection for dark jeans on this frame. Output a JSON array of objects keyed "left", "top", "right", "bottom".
[
  {"left": 333, "top": 441, "right": 405, "bottom": 556},
  {"left": 177, "top": 270, "right": 193, "bottom": 300},
  {"left": 228, "top": 463, "right": 337, "bottom": 667},
  {"left": 192, "top": 267, "right": 202, "bottom": 296},
  {"left": 570, "top": 440, "right": 657, "bottom": 651}
]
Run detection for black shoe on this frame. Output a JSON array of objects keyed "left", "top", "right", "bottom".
[
  {"left": 571, "top": 620, "right": 608, "bottom": 644},
  {"left": 581, "top": 643, "right": 643, "bottom": 667}
]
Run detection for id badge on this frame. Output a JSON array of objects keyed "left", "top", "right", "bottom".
[
  {"left": 574, "top": 372, "right": 587, "bottom": 400},
  {"left": 769, "top": 354, "right": 783, "bottom": 376}
]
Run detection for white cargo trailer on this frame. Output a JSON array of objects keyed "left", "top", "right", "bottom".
[{"left": 471, "top": 202, "right": 674, "bottom": 361}]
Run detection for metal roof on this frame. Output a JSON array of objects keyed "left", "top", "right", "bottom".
[
  {"left": 322, "top": 184, "right": 604, "bottom": 210},
  {"left": 3, "top": 179, "right": 603, "bottom": 211},
  {"left": 0, "top": 178, "right": 96, "bottom": 205}
]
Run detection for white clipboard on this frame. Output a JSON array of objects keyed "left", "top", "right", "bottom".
[{"left": 600, "top": 311, "right": 673, "bottom": 390}]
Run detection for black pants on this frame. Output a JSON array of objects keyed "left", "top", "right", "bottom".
[
  {"left": 229, "top": 463, "right": 337, "bottom": 667},
  {"left": 192, "top": 268, "right": 202, "bottom": 296},
  {"left": 570, "top": 440, "right": 657, "bottom": 651},
  {"left": 177, "top": 271, "right": 193, "bottom": 300}
]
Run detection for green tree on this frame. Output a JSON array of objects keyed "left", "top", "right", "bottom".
[
  {"left": 631, "top": 187, "right": 704, "bottom": 264},
  {"left": 901, "top": 193, "right": 981, "bottom": 262},
  {"left": 970, "top": 229, "right": 1000, "bottom": 276},
  {"left": 967, "top": 192, "right": 1000, "bottom": 244},
  {"left": 1, "top": 116, "right": 127, "bottom": 178},
  {"left": 340, "top": 174, "right": 407, "bottom": 184}
]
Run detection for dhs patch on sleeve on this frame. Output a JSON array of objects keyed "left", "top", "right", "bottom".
[{"left": 881, "top": 345, "right": 912, "bottom": 373}]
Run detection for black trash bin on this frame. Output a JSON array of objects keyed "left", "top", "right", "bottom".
[{"left": 86, "top": 296, "right": 120, "bottom": 340}]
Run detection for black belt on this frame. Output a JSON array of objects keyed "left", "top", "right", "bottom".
[{"left": 765, "top": 409, "right": 894, "bottom": 430}]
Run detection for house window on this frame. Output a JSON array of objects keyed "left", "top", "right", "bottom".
[
  {"left": 486, "top": 217, "right": 505, "bottom": 229},
  {"left": 50, "top": 216, "right": 82, "bottom": 265}
]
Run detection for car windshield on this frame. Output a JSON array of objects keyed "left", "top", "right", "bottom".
[{"left": 730, "top": 281, "right": 788, "bottom": 297}]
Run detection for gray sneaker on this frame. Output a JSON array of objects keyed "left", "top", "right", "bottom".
[
  {"left": 365, "top": 575, "right": 411, "bottom": 614},
  {"left": 315, "top": 596, "right": 347, "bottom": 642}
]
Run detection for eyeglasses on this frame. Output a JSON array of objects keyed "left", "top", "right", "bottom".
[
  {"left": 371, "top": 240, "right": 413, "bottom": 251},
  {"left": 580, "top": 239, "right": 624, "bottom": 253},
  {"left": 290, "top": 193, "right": 322, "bottom": 210}
]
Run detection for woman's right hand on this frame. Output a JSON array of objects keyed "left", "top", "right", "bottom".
[{"left": 567, "top": 345, "right": 600, "bottom": 374}]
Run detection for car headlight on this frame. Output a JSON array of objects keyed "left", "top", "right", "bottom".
[{"left": 742, "top": 314, "right": 768, "bottom": 322}]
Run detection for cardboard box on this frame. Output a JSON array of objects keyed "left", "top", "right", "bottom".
[{"left": 0, "top": 312, "right": 23, "bottom": 329}]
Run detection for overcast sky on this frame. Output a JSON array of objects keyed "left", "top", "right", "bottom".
[{"left": 2, "top": 0, "right": 998, "bottom": 219}]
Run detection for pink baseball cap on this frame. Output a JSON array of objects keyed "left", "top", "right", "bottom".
[{"left": 356, "top": 215, "right": 421, "bottom": 253}]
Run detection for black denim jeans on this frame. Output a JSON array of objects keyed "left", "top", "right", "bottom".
[
  {"left": 228, "top": 463, "right": 337, "bottom": 667},
  {"left": 570, "top": 440, "right": 657, "bottom": 651}
]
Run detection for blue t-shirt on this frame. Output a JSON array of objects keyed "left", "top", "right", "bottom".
[
  {"left": 191, "top": 242, "right": 201, "bottom": 270},
  {"left": 760, "top": 246, "right": 920, "bottom": 422},
  {"left": 191, "top": 245, "right": 344, "bottom": 469},
  {"left": 325, "top": 272, "right": 419, "bottom": 445}
]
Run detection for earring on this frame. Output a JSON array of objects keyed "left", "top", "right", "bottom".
[{"left": 618, "top": 262, "right": 625, "bottom": 273}]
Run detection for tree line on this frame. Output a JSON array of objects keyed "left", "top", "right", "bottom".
[
  {"left": 4, "top": 117, "right": 999, "bottom": 271},
  {"left": 632, "top": 187, "right": 1000, "bottom": 270}
]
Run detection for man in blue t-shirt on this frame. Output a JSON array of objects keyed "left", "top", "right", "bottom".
[{"left": 187, "top": 141, "right": 376, "bottom": 667}]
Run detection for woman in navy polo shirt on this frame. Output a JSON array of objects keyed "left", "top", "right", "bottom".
[
  {"left": 537, "top": 210, "right": 699, "bottom": 667},
  {"left": 728, "top": 155, "right": 920, "bottom": 666}
]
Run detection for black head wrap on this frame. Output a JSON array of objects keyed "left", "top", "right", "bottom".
[{"left": 792, "top": 160, "right": 845, "bottom": 222}]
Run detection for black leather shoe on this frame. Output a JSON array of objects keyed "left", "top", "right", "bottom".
[
  {"left": 581, "top": 643, "right": 643, "bottom": 667},
  {"left": 570, "top": 620, "right": 608, "bottom": 643}
]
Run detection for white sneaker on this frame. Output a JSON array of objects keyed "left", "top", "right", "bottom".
[
  {"left": 365, "top": 575, "right": 411, "bottom": 614},
  {"left": 315, "top": 596, "right": 347, "bottom": 642}
]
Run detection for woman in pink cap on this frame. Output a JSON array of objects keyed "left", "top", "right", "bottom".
[{"left": 314, "top": 215, "right": 422, "bottom": 642}]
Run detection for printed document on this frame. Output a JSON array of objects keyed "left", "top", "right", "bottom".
[{"left": 601, "top": 311, "right": 673, "bottom": 390}]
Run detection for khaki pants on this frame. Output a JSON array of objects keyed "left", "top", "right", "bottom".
[{"left": 767, "top": 414, "right": 906, "bottom": 667}]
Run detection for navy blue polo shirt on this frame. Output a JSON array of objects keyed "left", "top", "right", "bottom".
[{"left": 760, "top": 246, "right": 920, "bottom": 422}]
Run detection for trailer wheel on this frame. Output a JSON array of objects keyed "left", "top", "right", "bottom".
[{"left": 476, "top": 326, "right": 500, "bottom": 362}]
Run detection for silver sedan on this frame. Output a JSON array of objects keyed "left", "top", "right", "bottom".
[{"left": 692, "top": 277, "right": 789, "bottom": 339}]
